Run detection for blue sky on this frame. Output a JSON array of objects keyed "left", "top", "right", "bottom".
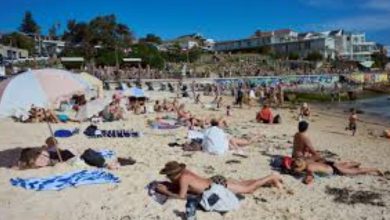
[{"left": 0, "top": 0, "right": 389, "bottom": 44}]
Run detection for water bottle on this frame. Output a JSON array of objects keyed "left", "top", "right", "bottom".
[{"left": 185, "top": 197, "right": 198, "bottom": 220}]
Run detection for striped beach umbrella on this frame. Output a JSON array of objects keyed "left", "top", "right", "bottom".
[{"left": 0, "top": 68, "right": 89, "bottom": 118}]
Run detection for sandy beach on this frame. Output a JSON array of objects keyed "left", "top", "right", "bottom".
[{"left": 0, "top": 92, "right": 389, "bottom": 220}]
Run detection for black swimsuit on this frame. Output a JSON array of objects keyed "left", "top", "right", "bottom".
[{"left": 325, "top": 161, "right": 342, "bottom": 175}]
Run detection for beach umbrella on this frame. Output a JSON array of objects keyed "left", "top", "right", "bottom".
[
  {"left": 73, "top": 72, "right": 104, "bottom": 98},
  {"left": 0, "top": 68, "right": 89, "bottom": 118},
  {"left": 75, "top": 99, "right": 107, "bottom": 121},
  {"left": 123, "top": 87, "right": 146, "bottom": 98}
]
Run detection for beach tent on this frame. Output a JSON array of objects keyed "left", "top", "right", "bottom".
[
  {"left": 0, "top": 68, "right": 89, "bottom": 118},
  {"left": 73, "top": 72, "right": 104, "bottom": 98}
]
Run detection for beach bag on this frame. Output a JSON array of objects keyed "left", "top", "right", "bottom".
[
  {"left": 200, "top": 184, "right": 240, "bottom": 212},
  {"left": 282, "top": 156, "right": 293, "bottom": 170},
  {"left": 273, "top": 114, "right": 281, "bottom": 124},
  {"left": 81, "top": 149, "right": 106, "bottom": 168},
  {"left": 84, "top": 125, "right": 98, "bottom": 137}
]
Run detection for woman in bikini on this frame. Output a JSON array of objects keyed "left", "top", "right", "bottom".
[{"left": 292, "top": 158, "right": 383, "bottom": 184}]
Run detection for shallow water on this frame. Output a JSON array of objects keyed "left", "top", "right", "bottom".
[{"left": 342, "top": 95, "right": 390, "bottom": 121}]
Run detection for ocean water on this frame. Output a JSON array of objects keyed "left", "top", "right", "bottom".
[{"left": 343, "top": 96, "right": 390, "bottom": 121}]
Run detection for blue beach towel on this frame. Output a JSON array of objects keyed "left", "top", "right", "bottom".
[{"left": 10, "top": 169, "right": 120, "bottom": 191}]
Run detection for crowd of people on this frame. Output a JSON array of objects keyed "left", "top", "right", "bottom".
[{"left": 9, "top": 78, "right": 389, "bottom": 219}]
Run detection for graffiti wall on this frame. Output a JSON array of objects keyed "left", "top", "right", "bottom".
[{"left": 214, "top": 73, "right": 389, "bottom": 92}]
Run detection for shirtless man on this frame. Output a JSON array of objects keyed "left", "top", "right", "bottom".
[
  {"left": 156, "top": 161, "right": 283, "bottom": 199},
  {"left": 292, "top": 121, "right": 322, "bottom": 163}
]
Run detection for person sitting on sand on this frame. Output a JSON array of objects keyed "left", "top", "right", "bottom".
[
  {"left": 42, "top": 137, "right": 75, "bottom": 161},
  {"left": 299, "top": 103, "right": 311, "bottom": 121},
  {"left": 346, "top": 109, "right": 358, "bottom": 136},
  {"left": 154, "top": 100, "right": 163, "bottom": 113},
  {"left": 383, "top": 129, "right": 390, "bottom": 139},
  {"left": 292, "top": 121, "right": 322, "bottom": 163},
  {"left": 202, "top": 119, "right": 258, "bottom": 155},
  {"left": 292, "top": 158, "right": 383, "bottom": 185},
  {"left": 156, "top": 161, "right": 284, "bottom": 199},
  {"left": 256, "top": 104, "right": 274, "bottom": 124},
  {"left": 160, "top": 99, "right": 174, "bottom": 112}
]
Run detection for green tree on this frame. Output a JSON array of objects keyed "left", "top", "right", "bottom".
[
  {"left": 19, "top": 11, "right": 40, "bottom": 34},
  {"left": 305, "top": 51, "right": 323, "bottom": 62},
  {"left": 48, "top": 23, "right": 59, "bottom": 40},
  {"left": 130, "top": 43, "right": 164, "bottom": 69},
  {"left": 1, "top": 32, "right": 35, "bottom": 54},
  {"left": 257, "top": 46, "right": 273, "bottom": 55},
  {"left": 372, "top": 52, "right": 388, "bottom": 69},
  {"left": 288, "top": 52, "right": 300, "bottom": 60},
  {"left": 62, "top": 15, "right": 134, "bottom": 64},
  {"left": 139, "top": 33, "right": 162, "bottom": 44}
]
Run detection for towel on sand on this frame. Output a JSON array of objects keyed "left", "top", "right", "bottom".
[{"left": 10, "top": 169, "right": 120, "bottom": 191}]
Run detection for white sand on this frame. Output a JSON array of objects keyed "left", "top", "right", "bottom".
[{"left": 0, "top": 92, "right": 389, "bottom": 220}]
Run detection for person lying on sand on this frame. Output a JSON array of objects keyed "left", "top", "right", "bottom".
[
  {"left": 176, "top": 104, "right": 207, "bottom": 128},
  {"left": 292, "top": 158, "right": 383, "bottom": 185},
  {"left": 156, "top": 161, "right": 284, "bottom": 199},
  {"left": 345, "top": 108, "right": 358, "bottom": 136},
  {"left": 16, "top": 137, "right": 75, "bottom": 170},
  {"left": 292, "top": 121, "right": 323, "bottom": 163}
]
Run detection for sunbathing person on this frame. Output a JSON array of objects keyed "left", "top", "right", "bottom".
[
  {"left": 299, "top": 102, "right": 311, "bottom": 121},
  {"left": 292, "top": 158, "right": 383, "bottom": 185},
  {"left": 176, "top": 104, "right": 204, "bottom": 127},
  {"left": 25, "top": 106, "right": 60, "bottom": 123},
  {"left": 292, "top": 121, "right": 323, "bottom": 163},
  {"left": 156, "top": 161, "right": 284, "bottom": 199},
  {"left": 17, "top": 148, "right": 53, "bottom": 169}
]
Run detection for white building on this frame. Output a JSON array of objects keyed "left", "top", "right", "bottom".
[
  {"left": 322, "top": 30, "right": 379, "bottom": 62},
  {"left": 214, "top": 29, "right": 380, "bottom": 64},
  {"left": 0, "top": 44, "right": 29, "bottom": 61},
  {"left": 384, "top": 46, "right": 390, "bottom": 58}
]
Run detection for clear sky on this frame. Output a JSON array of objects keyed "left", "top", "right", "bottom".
[{"left": 0, "top": 0, "right": 389, "bottom": 44}]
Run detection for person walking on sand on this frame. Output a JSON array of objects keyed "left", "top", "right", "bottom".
[
  {"left": 346, "top": 109, "right": 358, "bottom": 136},
  {"left": 156, "top": 161, "right": 284, "bottom": 199}
]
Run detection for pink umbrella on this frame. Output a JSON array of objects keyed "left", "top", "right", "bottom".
[{"left": 0, "top": 68, "right": 89, "bottom": 117}]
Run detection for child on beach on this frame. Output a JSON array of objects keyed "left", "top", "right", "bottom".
[{"left": 346, "top": 109, "right": 358, "bottom": 136}]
